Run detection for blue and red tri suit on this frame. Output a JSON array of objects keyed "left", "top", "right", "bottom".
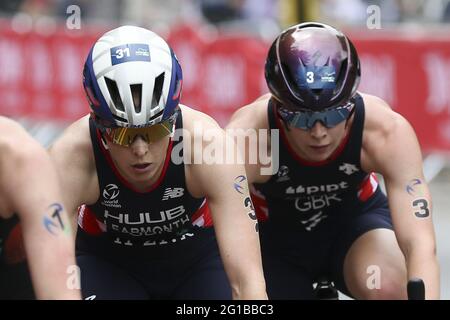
[
  {"left": 76, "top": 111, "right": 231, "bottom": 299},
  {"left": 251, "top": 94, "right": 393, "bottom": 299}
]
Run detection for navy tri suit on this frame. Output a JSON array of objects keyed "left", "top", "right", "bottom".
[
  {"left": 76, "top": 111, "right": 231, "bottom": 299},
  {"left": 0, "top": 216, "right": 34, "bottom": 299},
  {"left": 251, "top": 94, "right": 393, "bottom": 299}
]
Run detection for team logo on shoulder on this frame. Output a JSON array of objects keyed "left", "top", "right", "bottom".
[
  {"left": 103, "top": 184, "right": 120, "bottom": 200},
  {"left": 339, "top": 163, "right": 359, "bottom": 175},
  {"left": 276, "top": 165, "right": 290, "bottom": 182},
  {"left": 162, "top": 187, "right": 184, "bottom": 200}
]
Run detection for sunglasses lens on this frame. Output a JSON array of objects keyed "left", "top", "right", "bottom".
[
  {"left": 107, "top": 118, "right": 174, "bottom": 147},
  {"left": 282, "top": 103, "right": 353, "bottom": 130}
]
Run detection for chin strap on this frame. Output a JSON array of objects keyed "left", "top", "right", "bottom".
[
  {"left": 344, "top": 99, "right": 357, "bottom": 129},
  {"left": 100, "top": 134, "right": 109, "bottom": 150}
]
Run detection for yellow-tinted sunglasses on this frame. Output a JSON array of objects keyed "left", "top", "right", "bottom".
[{"left": 105, "top": 117, "right": 175, "bottom": 147}]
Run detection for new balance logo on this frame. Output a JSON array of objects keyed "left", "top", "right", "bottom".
[
  {"left": 162, "top": 188, "right": 184, "bottom": 200},
  {"left": 339, "top": 163, "right": 359, "bottom": 175}
]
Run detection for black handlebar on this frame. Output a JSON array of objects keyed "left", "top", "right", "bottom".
[{"left": 407, "top": 278, "right": 425, "bottom": 300}]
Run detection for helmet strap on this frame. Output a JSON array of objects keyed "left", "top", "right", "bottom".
[
  {"left": 271, "top": 98, "right": 292, "bottom": 132},
  {"left": 89, "top": 112, "right": 111, "bottom": 149},
  {"left": 100, "top": 134, "right": 109, "bottom": 150},
  {"left": 344, "top": 102, "right": 356, "bottom": 129}
]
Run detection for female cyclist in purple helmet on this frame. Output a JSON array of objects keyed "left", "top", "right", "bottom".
[{"left": 227, "top": 22, "right": 439, "bottom": 299}]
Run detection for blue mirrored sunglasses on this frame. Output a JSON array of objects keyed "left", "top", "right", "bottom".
[{"left": 279, "top": 102, "right": 355, "bottom": 130}]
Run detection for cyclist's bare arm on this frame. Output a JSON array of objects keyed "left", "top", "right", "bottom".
[
  {"left": 0, "top": 117, "right": 80, "bottom": 299},
  {"left": 226, "top": 94, "right": 272, "bottom": 185},
  {"left": 361, "top": 94, "right": 439, "bottom": 299},
  {"left": 182, "top": 106, "right": 267, "bottom": 300},
  {"left": 48, "top": 115, "right": 99, "bottom": 236}
]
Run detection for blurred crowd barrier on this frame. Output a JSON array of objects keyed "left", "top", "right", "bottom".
[{"left": 0, "top": 21, "right": 450, "bottom": 153}]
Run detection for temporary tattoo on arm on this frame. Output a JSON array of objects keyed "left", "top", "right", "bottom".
[
  {"left": 406, "top": 179, "right": 423, "bottom": 196},
  {"left": 412, "top": 198, "right": 430, "bottom": 218},
  {"left": 405, "top": 179, "right": 430, "bottom": 218},
  {"left": 244, "top": 196, "right": 259, "bottom": 232},
  {"left": 233, "top": 175, "right": 247, "bottom": 195},
  {"left": 43, "top": 203, "right": 68, "bottom": 235},
  {"left": 233, "top": 175, "right": 259, "bottom": 231}
]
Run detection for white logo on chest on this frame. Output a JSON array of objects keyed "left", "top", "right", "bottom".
[
  {"left": 103, "top": 184, "right": 120, "bottom": 200},
  {"left": 162, "top": 187, "right": 185, "bottom": 200},
  {"left": 276, "top": 165, "right": 290, "bottom": 182},
  {"left": 339, "top": 163, "right": 359, "bottom": 175}
]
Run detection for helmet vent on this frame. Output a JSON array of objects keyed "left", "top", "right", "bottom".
[
  {"left": 149, "top": 109, "right": 164, "bottom": 122},
  {"left": 105, "top": 77, "right": 125, "bottom": 112},
  {"left": 112, "top": 113, "right": 128, "bottom": 124},
  {"left": 311, "top": 89, "right": 324, "bottom": 95},
  {"left": 130, "top": 84, "right": 142, "bottom": 114},
  {"left": 152, "top": 72, "right": 165, "bottom": 109},
  {"left": 299, "top": 23, "right": 325, "bottom": 30}
]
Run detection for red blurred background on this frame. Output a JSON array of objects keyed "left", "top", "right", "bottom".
[{"left": 1, "top": 22, "right": 449, "bottom": 153}]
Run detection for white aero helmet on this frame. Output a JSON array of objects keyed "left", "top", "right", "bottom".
[{"left": 83, "top": 25, "right": 182, "bottom": 128}]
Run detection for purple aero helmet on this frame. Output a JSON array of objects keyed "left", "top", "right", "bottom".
[{"left": 265, "top": 22, "right": 361, "bottom": 112}]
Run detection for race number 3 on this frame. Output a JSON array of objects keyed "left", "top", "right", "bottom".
[
  {"left": 412, "top": 198, "right": 430, "bottom": 218},
  {"left": 306, "top": 71, "right": 314, "bottom": 83}
]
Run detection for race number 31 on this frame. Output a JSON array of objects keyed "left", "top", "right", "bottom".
[{"left": 115, "top": 48, "right": 130, "bottom": 59}]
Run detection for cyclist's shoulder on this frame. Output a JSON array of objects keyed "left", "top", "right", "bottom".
[
  {"left": 361, "top": 92, "right": 420, "bottom": 168},
  {"left": 361, "top": 92, "right": 410, "bottom": 139},
  {"left": 227, "top": 94, "right": 271, "bottom": 131},
  {"left": 179, "top": 105, "right": 229, "bottom": 149},
  {"left": 179, "top": 104, "right": 221, "bottom": 131},
  {"left": 51, "top": 115, "right": 92, "bottom": 154},
  {"left": 49, "top": 115, "right": 95, "bottom": 174},
  {"left": 0, "top": 117, "right": 44, "bottom": 160},
  {"left": 0, "top": 117, "right": 31, "bottom": 143}
]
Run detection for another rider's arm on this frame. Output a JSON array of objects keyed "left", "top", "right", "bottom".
[
  {"left": 185, "top": 109, "right": 267, "bottom": 300},
  {"left": 362, "top": 95, "right": 440, "bottom": 299},
  {"left": 48, "top": 115, "right": 99, "bottom": 237},
  {"left": 0, "top": 119, "right": 80, "bottom": 299},
  {"left": 226, "top": 95, "right": 272, "bottom": 184}
]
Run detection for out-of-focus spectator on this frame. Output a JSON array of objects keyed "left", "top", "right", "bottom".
[
  {"left": 199, "top": 0, "right": 244, "bottom": 24},
  {"left": 422, "top": 0, "right": 450, "bottom": 22},
  {"left": 445, "top": 0, "right": 450, "bottom": 22},
  {"left": 241, "top": 0, "right": 277, "bottom": 21},
  {"left": 196, "top": 0, "right": 279, "bottom": 38},
  {"left": 319, "top": 0, "right": 368, "bottom": 26},
  {"left": 319, "top": 0, "right": 450, "bottom": 26},
  {"left": 361, "top": 0, "right": 402, "bottom": 23},
  {"left": 55, "top": 0, "right": 121, "bottom": 24},
  {"left": 0, "top": 0, "right": 24, "bottom": 15},
  {"left": 397, "top": 0, "right": 425, "bottom": 22},
  {"left": 121, "top": 0, "right": 202, "bottom": 31},
  {"left": 19, "top": 0, "right": 54, "bottom": 18}
]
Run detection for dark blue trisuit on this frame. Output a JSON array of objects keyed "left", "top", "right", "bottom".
[
  {"left": 251, "top": 94, "right": 393, "bottom": 299},
  {"left": 0, "top": 216, "right": 35, "bottom": 299},
  {"left": 76, "top": 111, "right": 232, "bottom": 299}
]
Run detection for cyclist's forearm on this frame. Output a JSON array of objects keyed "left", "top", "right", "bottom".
[{"left": 405, "top": 249, "right": 440, "bottom": 299}]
